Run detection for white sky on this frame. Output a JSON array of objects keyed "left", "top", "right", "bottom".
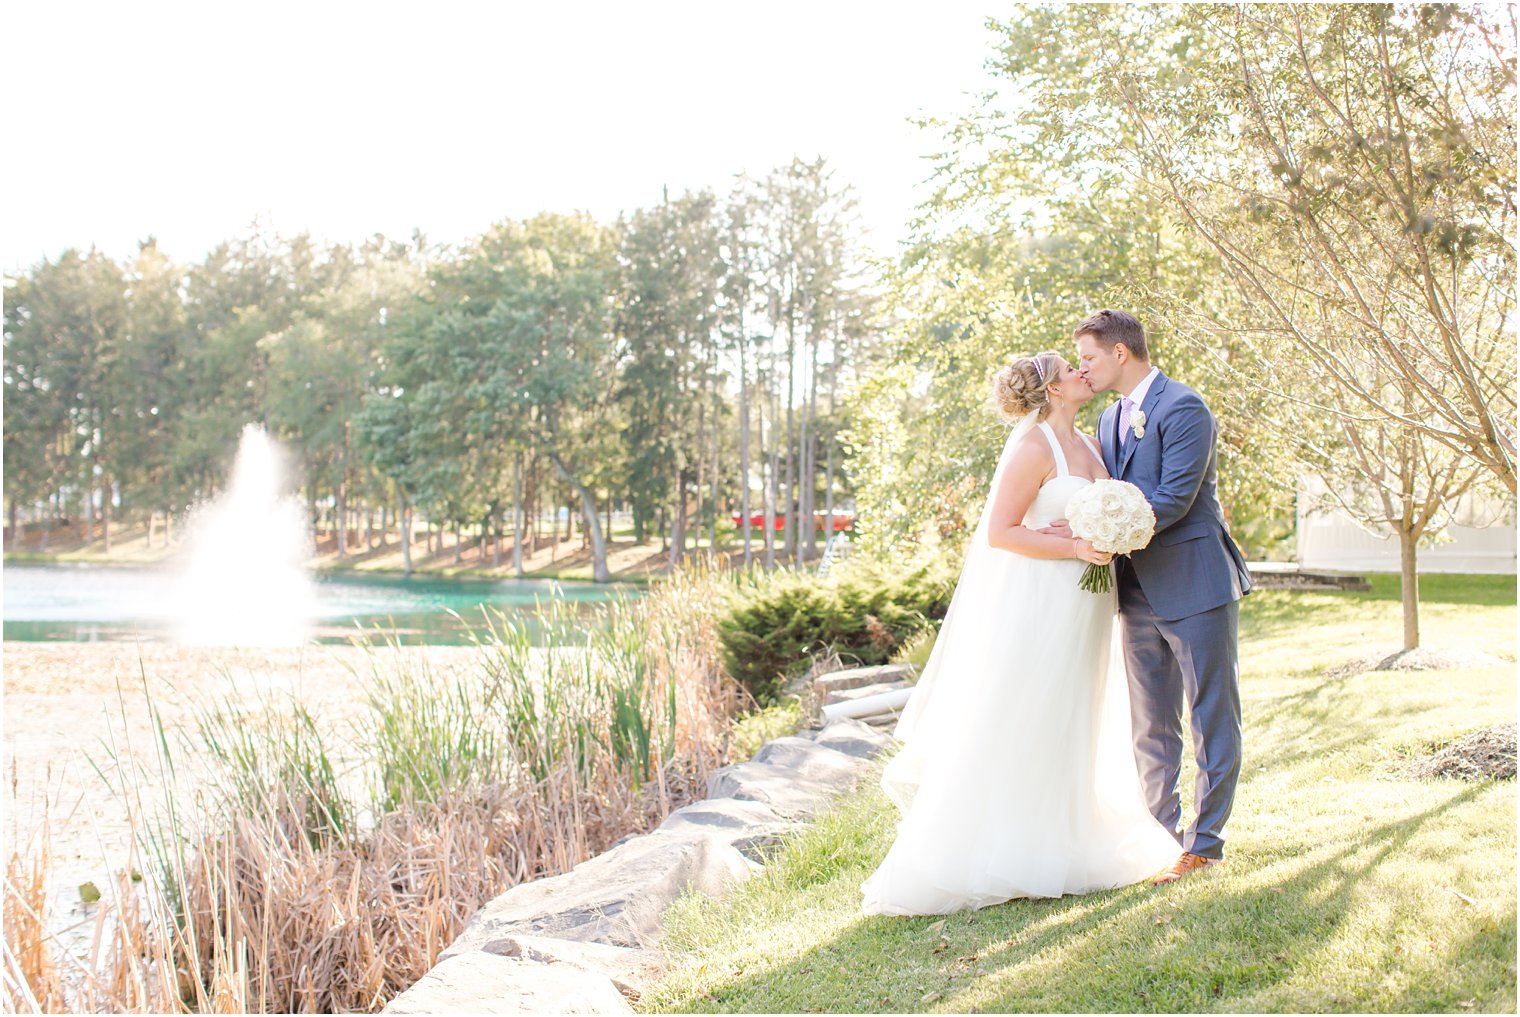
[{"left": 4, "top": 1, "right": 1006, "bottom": 275}]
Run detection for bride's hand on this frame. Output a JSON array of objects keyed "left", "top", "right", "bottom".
[
  {"left": 1073, "top": 539, "right": 1113, "bottom": 566},
  {"left": 1039, "top": 518, "right": 1073, "bottom": 539}
]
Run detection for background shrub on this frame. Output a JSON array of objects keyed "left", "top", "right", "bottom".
[{"left": 717, "top": 562, "right": 953, "bottom": 705}]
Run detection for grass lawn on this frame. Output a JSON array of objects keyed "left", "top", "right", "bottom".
[{"left": 641, "top": 574, "right": 1517, "bottom": 1013}]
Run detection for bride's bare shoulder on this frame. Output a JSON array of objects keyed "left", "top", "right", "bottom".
[
  {"left": 1012, "top": 427, "right": 1053, "bottom": 458},
  {"left": 1003, "top": 429, "right": 1054, "bottom": 478}
]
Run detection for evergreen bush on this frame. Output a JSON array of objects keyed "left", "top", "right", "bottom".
[{"left": 717, "top": 562, "right": 953, "bottom": 705}]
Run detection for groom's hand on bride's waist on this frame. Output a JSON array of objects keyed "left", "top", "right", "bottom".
[{"left": 1038, "top": 519, "right": 1073, "bottom": 539}]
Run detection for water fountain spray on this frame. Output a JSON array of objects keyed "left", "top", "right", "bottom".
[{"left": 173, "top": 424, "right": 317, "bottom": 646}]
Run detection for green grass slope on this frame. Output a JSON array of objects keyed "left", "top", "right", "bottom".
[{"left": 643, "top": 576, "right": 1517, "bottom": 1014}]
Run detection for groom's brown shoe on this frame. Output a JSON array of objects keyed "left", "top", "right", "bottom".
[{"left": 1153, "top": 852, "right": 1222, "bottom": 885}]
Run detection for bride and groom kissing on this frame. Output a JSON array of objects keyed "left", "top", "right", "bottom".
[{"left": 862, "top": 309, "right": 1253, "bottom": 916}]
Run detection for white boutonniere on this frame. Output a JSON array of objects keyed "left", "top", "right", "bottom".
[{"left": 1130, "top": 409, "right": 1147, "bottom": 439}]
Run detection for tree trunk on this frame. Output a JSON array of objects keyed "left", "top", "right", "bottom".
[
  {"left": 739, "top": 344, "right": 753, "bottom": 568},
  {"left": 824, "top": 437, "right": 836, "bottom": 546},
  {"left": 454, "top": 522, "right": 463, "bottom": 565},
  {"left": 83, "top": 482, "right": 94, "bottom": 546},
  {"left": 526, "top": 460, "right": 539, "bottom": 556},
  {"left": 764, "top": 397, "right": 777, "bottom": 570},
  {"left": 1399, "top": 526, "right": 1420, "bottom": 651},
  {"left": 100, "top": 475, "right": 112, "bottom": 553},
  {"left": 336, "top": 476, "right": 348, "bottom": 559},
  {"left": 709, "top": 363, "right": 721, "bottom": 559},
  {"left": 548, "top": 450, "right": 610, "bottom": 582},
  {"left": 804, "top": 331, "right": 820, "bottom": 561},
  {"left": 400, "top": 494, "right": 414, "bottom": 576},
  {"left": 513, "top": 454, "right": 525, "bottom": 578},
  {"left": 669, "top": 465, "right": 686, "bottom": 570},
  {"left": 695, "top": 440, "right": 706, "bottom": 557},
  {"left": 782, "top": 369, "right": 794, "bottom": 566},
  {"left": 695, "top": 377, "right": 707, "bottom": 558}
]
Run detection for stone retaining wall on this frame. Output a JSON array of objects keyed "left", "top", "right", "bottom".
[{"left": 384, "top": 703, "right": 898, "bottom": 1014}]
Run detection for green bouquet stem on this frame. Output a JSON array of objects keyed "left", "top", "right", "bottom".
[{"left": 1078, "top": 562, "right": 1112, "bottom": 593}]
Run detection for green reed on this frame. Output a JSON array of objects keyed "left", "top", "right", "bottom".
[
  {"left": 359, "top": 627, "right": 504, "bottom": 812},
  {"left": 594, "top": 593, "right": 678, "bottom": 789},
  {"left": 191, "top": 677, "right": 354, "bottom": 849}
]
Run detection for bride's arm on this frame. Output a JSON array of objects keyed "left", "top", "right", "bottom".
[{"left": 985, "top": 440, "right": 1111, "bottom": 564}]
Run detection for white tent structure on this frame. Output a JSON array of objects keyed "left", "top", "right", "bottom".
[{"left": 1295, "top": 480, "right": 1517, "bottom": 575}]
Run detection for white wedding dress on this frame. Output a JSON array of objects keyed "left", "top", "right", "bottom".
[{"left": 861, "top": 420, "right": 1180, "bottom": 916}]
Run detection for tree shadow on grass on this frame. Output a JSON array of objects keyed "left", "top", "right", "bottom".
[{"left": 685, "top": 787, "right": 1497, "bottom": 1014}]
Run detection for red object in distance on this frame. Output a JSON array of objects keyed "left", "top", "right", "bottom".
[{"left": 730, "top": 514, "right": 853, "bottom": 532}]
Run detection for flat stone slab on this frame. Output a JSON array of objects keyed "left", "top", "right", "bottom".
[
  {"left": 440, "top": 829, "right": 753, "bottom": 954},
  {"left": 705, "top": 760, "right": 842, "bottom": 817},
  {"left": 814, "top": 662, "right": 918, "bottom": 695},
  {"left": 803, "top": 716, "right": 897, "bottom": 758},
  {"left": 751, "top": 735, "right": 870, "bottom": 781},
  {"left": 824, "top": 679, "right": 912, "bottom": 705},
  {"left": 480, "top": 935, "right": 659, "bottom": 1000},
  {"left": 701, "top": 721, "right": 891, "bottom": 820},
  {"left": 382, "top": 948, "right": 635, "bottom": 1014},
  {"left": 657, "top": 796, "right": 796, "bottom": 862}
]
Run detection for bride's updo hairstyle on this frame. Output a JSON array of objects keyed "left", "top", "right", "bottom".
[{"left": 991, "top": 350, "right": 1063, "bottom": 422}]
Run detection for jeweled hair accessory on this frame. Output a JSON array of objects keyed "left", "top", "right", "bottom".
[{"left": 1032, "top": 357, "right": 1048, "bottom": 383}]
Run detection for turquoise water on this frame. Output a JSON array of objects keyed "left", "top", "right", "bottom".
[{"left": 1, "top": 565, "right": 642, "bottom": 645}]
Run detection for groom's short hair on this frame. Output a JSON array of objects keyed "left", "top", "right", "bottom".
[{"left": 1074, "top": 309, "right": 1149, "bottom": 361}]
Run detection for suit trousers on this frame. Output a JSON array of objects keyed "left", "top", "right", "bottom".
[{"left": 1116, "top": 558, "right": 1242, "bottom": 859}]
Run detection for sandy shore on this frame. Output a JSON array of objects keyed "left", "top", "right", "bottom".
[{"left": 2, "top": 641, "right": 487, "bottom": 952}]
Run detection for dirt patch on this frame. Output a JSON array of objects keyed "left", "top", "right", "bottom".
[
  {"left": 1406, "top": 724, "right": 1517, "bottom": 782},
  {"left": 1323, "top": 647, "right": 1511, "bottom": 679}
]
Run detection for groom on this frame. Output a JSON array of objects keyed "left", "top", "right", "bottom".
[{"left": 1050, "top": 309, "right": 1252, "bottom": 884}]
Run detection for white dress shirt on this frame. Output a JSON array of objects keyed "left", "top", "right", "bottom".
[{"left": 1122, "top": 365, "right": 1161, "bottom": 407}]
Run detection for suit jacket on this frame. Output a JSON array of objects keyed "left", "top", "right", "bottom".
[{"left": 1099, "top": 372, "right": 1252, "bottom": 621}]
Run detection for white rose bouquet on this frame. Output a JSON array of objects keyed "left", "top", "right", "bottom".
[{"left": 1064, "top": 479, "right": 1156, "bottom": 593}]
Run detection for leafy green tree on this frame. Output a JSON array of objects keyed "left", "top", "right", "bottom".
[
  {"left": 175, "top": 229, "right": 308, "bottom": 504},
  {"left": 1100, "top": 3, "right": 1516, "bottom": 494},
  {"left": 614, "top": 189, "right": 725, "bottom": 558},
  {"left": 1020, "top": 2, "right": 1515, "bottom": 647},
  {"left": 844, "top": 5, "right": 1295, "bottom": 565},
  {"left": 266, "top": 237, "right": 425, "bottom": 557},
  {"left": 2, "top": 249, "right": 131, "bottom": 547},
  {"left": 116, "top": 239, "right": 189, "bottom": 544},
  {"left": 756, "top": 158, "right": 869, "bottom": 565},
  {"left": 3, "top": 271, "right": 70, "bottom": 545},
  {"left": 377, "top": 214, "right": 620, "bottom": 580}
]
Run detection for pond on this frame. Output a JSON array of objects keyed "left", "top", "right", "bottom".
[{"left": 1, "top": 564, "right": 643, "bottom": 645}]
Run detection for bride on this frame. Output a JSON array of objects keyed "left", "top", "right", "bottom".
[{"left": 861, "top": 350, "right": 1180, "bottom": 916}]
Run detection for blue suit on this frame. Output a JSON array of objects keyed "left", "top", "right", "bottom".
[{"left": 1099, "top": 372, "right": 1250, "bottom": 860}]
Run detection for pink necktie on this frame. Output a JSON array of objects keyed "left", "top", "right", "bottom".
[{"left": 1119, "top": 397, "right": 1134, "bottom": 447}]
